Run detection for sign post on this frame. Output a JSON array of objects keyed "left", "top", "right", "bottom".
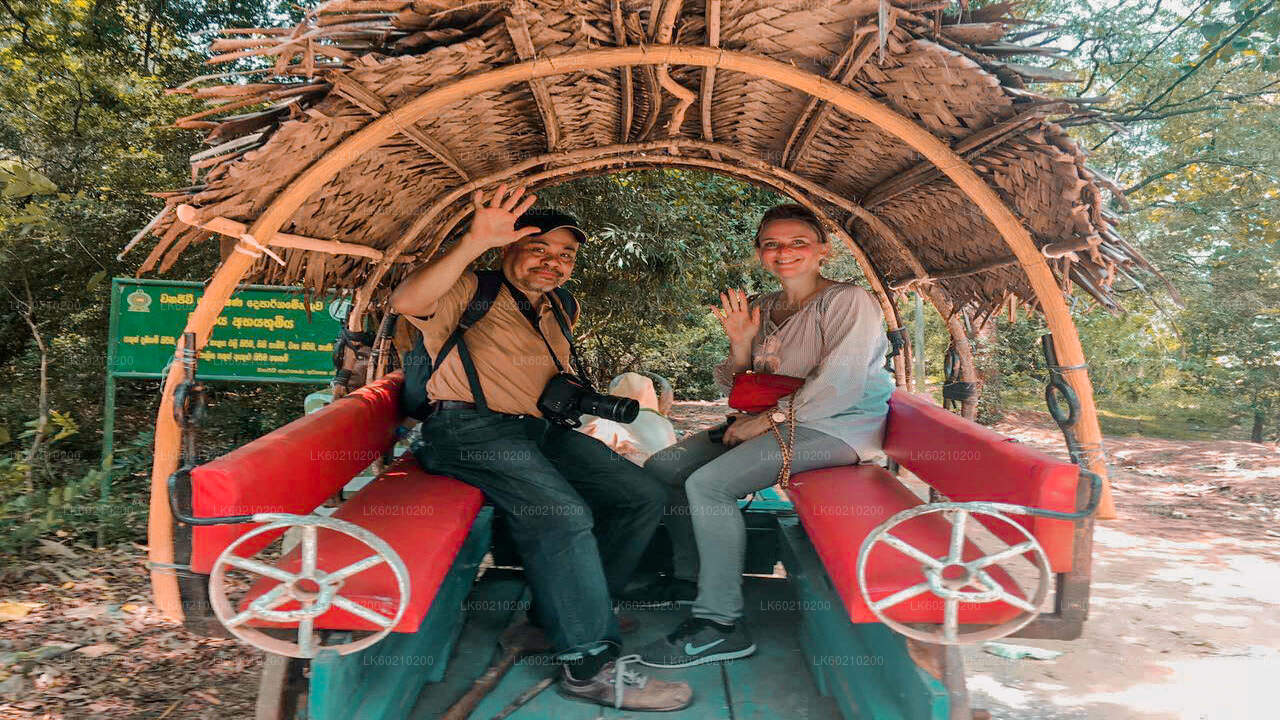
[{"left": 102, "top": 278, "right": 346, "bottom": 508}]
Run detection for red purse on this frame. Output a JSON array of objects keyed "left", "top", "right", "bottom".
[{"left": 727, "top": 372, "right": 805, "bottom": 413}]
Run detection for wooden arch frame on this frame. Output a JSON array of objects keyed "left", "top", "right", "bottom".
[
  {"left": 411, "top": 151, "right": 919, "bottom": 386},
  {"left": 367, "top": 141, "right": 978, "bottom": 393},
  {"left": 149, "top": 45, "right": 1113, "bottom": 619}
]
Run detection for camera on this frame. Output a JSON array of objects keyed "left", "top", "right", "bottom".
[{"left": 537, "top": 372, "right": 640, "bottom": 428}]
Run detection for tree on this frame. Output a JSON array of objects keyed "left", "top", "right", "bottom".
[
  {"left": 988, "top": 0, "right": 1280, "bottom": 441},
  {"left": 0, "top": 0, "right": 292, "bottom": 550}
]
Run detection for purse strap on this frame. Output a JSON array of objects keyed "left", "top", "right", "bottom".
[{"left": 766, "top": 392, "right": 800, "bottom": 488}]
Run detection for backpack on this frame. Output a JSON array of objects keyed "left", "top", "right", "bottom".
[{"left": 398, "top": 269, "right": 579, "bottom": 420}]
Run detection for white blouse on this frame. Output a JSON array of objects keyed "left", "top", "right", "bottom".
[{"left": 713, "top": 283, "right": 894, "bottom": 464}]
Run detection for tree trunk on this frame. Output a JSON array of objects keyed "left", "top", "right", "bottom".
[
  {"left": 971, "top": 310, "right": 1000, "bottom": 423},
  {"left": 18, "top": 275, "right": 49, "bottom": 511},
  {"left": 1252, "top": 410, "right": 1264, "bottom": 444}
]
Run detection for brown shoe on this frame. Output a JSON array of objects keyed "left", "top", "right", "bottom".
[{"left": 558, "top": 654, "right": 693, "bottom": 711}]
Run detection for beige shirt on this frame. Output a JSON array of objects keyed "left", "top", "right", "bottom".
[
  {"left": 402, "top": 271, "right": 576, "bottom": 416},
  {"left": 713, "top": 283, "right": 894, "bottom": 464}
]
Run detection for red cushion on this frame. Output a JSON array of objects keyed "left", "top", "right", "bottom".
[
  {"left": 189, "top": 373, "right": 405, "bottom": 573},
  {"left": 241, "top": 456, "right": 485, "bottom": 632},
  {"left": 884, "top": 390, "right": 1078, "bottom": 572},
  {"left": 789, "top": 466, "right": 1024, "bottom": 625}
]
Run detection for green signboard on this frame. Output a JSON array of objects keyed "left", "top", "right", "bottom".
[
  {"left": 100, "top": 279, "right": 346, "bottom": 515},
  {"left": 108, "top": 278, "right": 345, "bottom": 382}
]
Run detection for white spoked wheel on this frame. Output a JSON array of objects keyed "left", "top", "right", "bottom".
[
  {"left": 209, "top": 513, "right": 410, "bottom": 658},
  {"left": 856, "top": 502, "right": 1051, "bottom": 645}
]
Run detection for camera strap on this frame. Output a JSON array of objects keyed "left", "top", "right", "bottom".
[{"left": 499, "top": 275, "right": 591, "bottom": 384}]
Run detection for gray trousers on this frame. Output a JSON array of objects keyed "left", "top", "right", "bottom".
[{"left": 643, "top": 425, "right": 859, "bottom": 624}]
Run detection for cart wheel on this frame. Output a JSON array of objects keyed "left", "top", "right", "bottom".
[
  {"left": 856, "top": 502, "right": 1051, "bottom": 645},
  {"left": 209, "top": 513, "right": 410, "bottom": 658}
]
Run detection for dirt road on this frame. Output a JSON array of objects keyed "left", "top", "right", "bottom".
[{"left": 959, "top": 410, "right": 1280, "bottom": 720}]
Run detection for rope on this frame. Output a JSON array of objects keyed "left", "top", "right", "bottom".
[{"left": 884, "top": 327, "right": 908, "bottom": 372}]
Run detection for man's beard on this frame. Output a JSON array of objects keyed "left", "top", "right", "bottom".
[{"left": 515, "top": 267, "right": 562, "bottom": 291}]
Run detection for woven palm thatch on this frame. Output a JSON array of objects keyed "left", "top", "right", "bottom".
[{"left": 124, "top": 0, "right": 1158, "bottom": 317}]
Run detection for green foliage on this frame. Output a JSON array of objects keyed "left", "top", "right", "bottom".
[
  {"left": 535, "top": 170, "right": 781, "bottom": 395},
  {"left": 0, "top": 0, "right": 294, "bottom": 553},
  {"left": 980, "top": 0, "right": 1280, "bottom": 442},
  {"left": 533, "top": 169, "right": 870, "bottom": 396}
]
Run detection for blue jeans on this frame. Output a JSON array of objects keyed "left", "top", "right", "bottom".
[{"left": 413, "top": 409, "right": 666, "bottom": 658}]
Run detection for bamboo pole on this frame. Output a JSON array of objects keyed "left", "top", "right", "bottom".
[
  {"left": 420, "top": 152, "right": 934, "bottom": 392},
  {"left": 843, "top": 208, "right": 980, "bottom": 418},
  {"left": 348, "top": 139, "right": 905, "bottom": 332},
  {"left": 147, "top": 248, "right": 260, "bottom": 622},
  {"left": 175, "top": 204, "right": 415, "bottom": 262}
]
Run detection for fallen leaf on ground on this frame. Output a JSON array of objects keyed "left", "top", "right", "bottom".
[
  {"left": 35, "top": 539, "right": 78, "bottom": 559},
  {"left": 0, "top": 601, "right": 43, "bottom": 621},
  {"left": 191, "top": 689, "right": 222, "bottom": 704},
  {"left": 62, "top": 604, "right": 107, "bottom": 620},
  {"left": 74, "top": 643, "right": 118, "bottom": 658}
]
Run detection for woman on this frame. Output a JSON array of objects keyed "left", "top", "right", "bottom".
[{"left": 636, "top": 204, "right": 895, "bottom": 668}]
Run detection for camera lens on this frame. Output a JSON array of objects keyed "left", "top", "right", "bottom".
[{"left": 580, "top": 393, "right": 640, "bottom": 423}]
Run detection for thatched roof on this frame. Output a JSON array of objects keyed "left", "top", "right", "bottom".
[{"left": 125, "top": 0, "right": 1159, "bottom": 318}]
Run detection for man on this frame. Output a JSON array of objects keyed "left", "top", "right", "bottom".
[{"left": 390, "top": 185, "right": 692, "bottom": 711}]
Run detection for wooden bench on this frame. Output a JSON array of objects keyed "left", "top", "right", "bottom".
[
  {"left": 778, "top": 389, "right": 1084, "bottom": 718},
  {"left": 176, "top": 372, "right": 491, "bottom": 719}
]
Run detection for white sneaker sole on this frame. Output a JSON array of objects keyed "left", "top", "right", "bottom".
[{"left": 638, "top": 643, "right": 758, "bottom": 668}]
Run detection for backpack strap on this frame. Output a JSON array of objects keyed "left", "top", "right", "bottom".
[
  {"left": 437, "top": 270, "right": 503, "bottom": 412},
  {"left": 434, "top": 270, "right": 503, "bottom": 365},
  {"left": 551, "top": 286, "right": 579, "bottom": 326},
  {"left": 403, "top": 271, "right": 504, "bottom": 418},
  {"left": 408, "top": 271, "right": 585, "bottom": 417}
]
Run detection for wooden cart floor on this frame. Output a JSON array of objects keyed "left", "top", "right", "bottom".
[{"left": 410, "top": 569, "right": 842, "bottom": 719}]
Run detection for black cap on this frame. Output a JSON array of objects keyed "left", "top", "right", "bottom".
[{"left": 514, "top": 209, "right": 587, "bottom": 244}]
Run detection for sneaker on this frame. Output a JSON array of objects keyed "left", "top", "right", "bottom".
[
  {"left": 618, "top": 576, "right": 698, "bottom": 609},
  {"left": 637, "top": 617, "right": 757, "bottom": 668},
  {"left": 558, "top": 653, "right": 693, "bottom": 711}
]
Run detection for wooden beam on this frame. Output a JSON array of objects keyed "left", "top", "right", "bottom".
[
  {"left": 861, "top": 105, "right": 1055, "bottom": 208},
  {"left": 504, "top": 13, "right": 561, "bottom": 152},
  {"left": 328, "top": 72, "right": 470, "bottom": 180},
  {"left": 462, "top": 154, "right": 912, "bottom": 388},
  {"left": 652, "top": 1, "right": 695, "bottom": 136},
  {"left": 781, "top": 25, "right": 878, "bottom": 170},
  {"left": 611, "top": 0, "right": 634, "bottom": 143},
  {"left": 888, "top": 255, "right": 1018, "bottom": 287},
  {"left": 700, "top": 0, "right": 720, "bottom": 143},
  {"left": 175, "top": 204, "right": 414, "bottom": 262},
  {"left": 427, "top": 148, "right": 904, "bottom": 344}
]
